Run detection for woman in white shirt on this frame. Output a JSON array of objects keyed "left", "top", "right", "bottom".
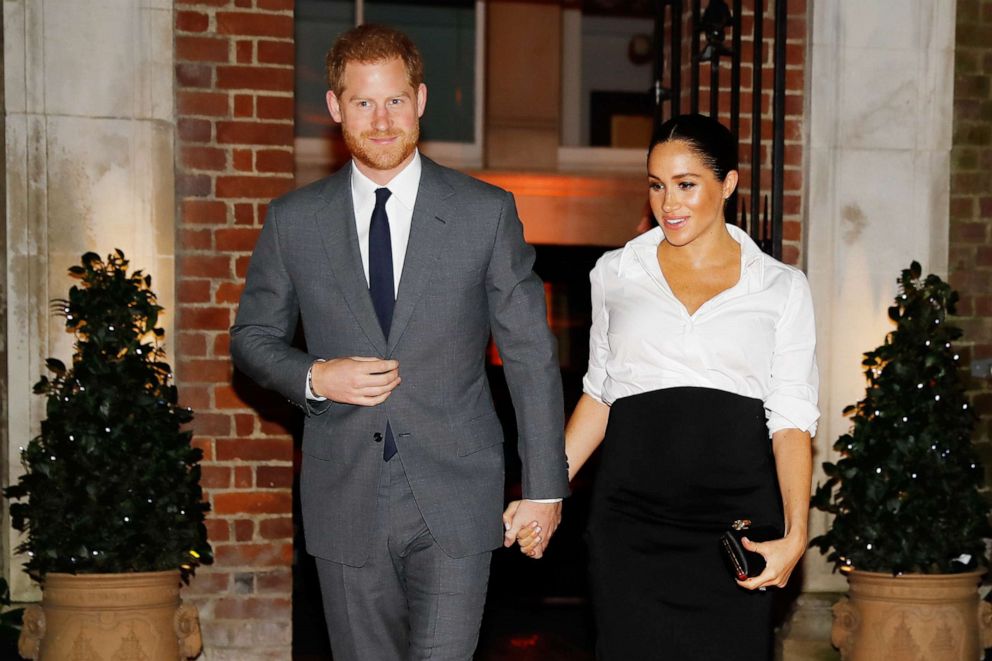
[{"left": 508, "top": 113, "right": 818, "bottom": 660}]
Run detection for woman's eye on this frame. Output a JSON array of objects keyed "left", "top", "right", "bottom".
[
  {"left": 679, "top": 182, "right": 695, "bottom": 190},
  {"left": 649, "top": 182, "right": 662, "bottom": 192}
]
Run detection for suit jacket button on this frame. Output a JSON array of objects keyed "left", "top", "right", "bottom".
[{"left": 373, "top": 432, "right": 383, "bottom": 443}]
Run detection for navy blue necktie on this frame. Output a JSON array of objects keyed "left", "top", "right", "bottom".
[{"left": 369, "top": 187, "right": 397, "bottom": 461}]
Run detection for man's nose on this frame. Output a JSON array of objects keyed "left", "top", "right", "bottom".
[{"left": 372, "top": 106, "right": 390, "bottom": 131}]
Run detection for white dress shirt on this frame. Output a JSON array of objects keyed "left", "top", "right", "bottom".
[
  {"left": 582, "top": 224, "right": 820, "bottom": 437},
  {"left": 351, "top": 151, "right": 422, "bottom": 294}
]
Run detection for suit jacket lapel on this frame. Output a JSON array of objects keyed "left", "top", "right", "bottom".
[
  {"left": 315, "top": 165, "right": 389, "bottom": 356},
  {"left": 387, "top": 158, "right": 450, "bottom": 353}
]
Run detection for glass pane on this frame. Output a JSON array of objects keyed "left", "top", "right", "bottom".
[
  {"left": 562, "top": 4, "right": 654, "bottom": 147},
  {"left": 365, "top": 0, "right": 476, "bottom": 143},
  {"left": 295, "top": 0, "right": 356, "bottom": 139}
]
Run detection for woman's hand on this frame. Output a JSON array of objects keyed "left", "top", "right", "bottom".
[
  {"left": 502, "top": 500, "right": 543, "bottom": 558},
  {"left": 736, "top": 530, "right": 807, "bottom": 591}
]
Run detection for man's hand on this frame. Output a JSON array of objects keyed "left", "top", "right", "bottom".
[
  {"left": 311, "top": 357, "right": 400, "bottom": 405},
  {"left": 502, "top": 500, "right": 562, "bottom": 559}
]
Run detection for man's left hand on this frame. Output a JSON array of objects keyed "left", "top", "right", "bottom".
[{"left": 502, "top": 500, "right": 562, "bottom": 559}]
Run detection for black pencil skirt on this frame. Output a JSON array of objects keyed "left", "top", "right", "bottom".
[{"left": 586, "top": 387, "right": 783, "bottom": 661}]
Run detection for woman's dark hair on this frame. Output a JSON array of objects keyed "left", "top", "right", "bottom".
[{"left": 649, "top": 113, "right": 738, "bottom": 181}]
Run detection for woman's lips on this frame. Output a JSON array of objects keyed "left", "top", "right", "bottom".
[{"left": 663, "top": 215, "right": 688, "bottom": 228}]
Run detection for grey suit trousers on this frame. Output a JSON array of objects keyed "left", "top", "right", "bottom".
[{"left": 315, "top": 455, "right": 491, "bottom": 661}]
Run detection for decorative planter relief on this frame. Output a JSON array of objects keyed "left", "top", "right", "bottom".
[{"left": 18, "top": 571, "right": 201, "bottom": 661}]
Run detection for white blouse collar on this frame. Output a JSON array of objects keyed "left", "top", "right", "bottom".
[{"left": 617, "top": 223, "right": 765, "bottom": 282}]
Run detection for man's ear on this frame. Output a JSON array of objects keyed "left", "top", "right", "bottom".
[
  {"left": 416, "top": 83, "right": 427, "bottom": 119},
  {"left": 326, "top": 90, "right": 343, "bottom": 123}
]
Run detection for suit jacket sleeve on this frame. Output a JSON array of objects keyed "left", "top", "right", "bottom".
[
  {"left": 230, "top": 202, "right": 331, "bottom": 416},
  {"left": 486, "top": 191, "right": 570, "bottom": 499}
]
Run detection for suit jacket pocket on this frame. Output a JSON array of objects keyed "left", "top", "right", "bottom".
[
  {"left": 301, "top": 418, "right": 373, "bottom": 461},
  {"left": 455, "top": 412, "right": 504, "bottom": 456}
]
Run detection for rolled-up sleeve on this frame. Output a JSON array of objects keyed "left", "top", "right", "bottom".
[
  {"left": 582, "top": 260, "right": 611, "bottom": 404},
  {"left": 765, "top": 269, "right": 820, "bottom": 436}
]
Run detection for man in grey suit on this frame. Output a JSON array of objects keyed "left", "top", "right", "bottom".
[{"left": 230, "top": 24, "right": 569, "bottom": 660}]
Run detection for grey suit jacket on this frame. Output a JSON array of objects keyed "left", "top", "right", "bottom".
[{"left": 230, "top": 156, "right": 569, "bottom": 566}]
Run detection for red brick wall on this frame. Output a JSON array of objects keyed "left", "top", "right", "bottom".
[
  {"left": 950, "top": 0, "right": 992, "bottom": 473},
  {"left": 671, "top": 0, "right": 807, "bottom": 266},
  {"left": 174, "top": 1, "right": 296, "bottom": 657}
]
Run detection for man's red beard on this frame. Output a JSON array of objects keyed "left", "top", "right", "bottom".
[{"left": 343, "top": 125, "right": 420, "bottom": 172}]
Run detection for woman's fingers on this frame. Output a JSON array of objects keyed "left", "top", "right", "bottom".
[{"left": 736, "top": 536, "right": 800, "bottom": 590}]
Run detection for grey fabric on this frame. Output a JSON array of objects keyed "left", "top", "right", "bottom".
[
  {"left": 315, "top": 457, "right": 491, "bottom": 661},
  {"left": 230, "top": 156, "right": 568, "bottom": 653}
]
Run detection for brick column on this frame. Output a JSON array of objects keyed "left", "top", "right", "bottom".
[
  {"left": 950, "top": 0, "right": 992, "bottom": 470},
  {"left": 174, "top": 1, "right": 296, "bottom": 657}
]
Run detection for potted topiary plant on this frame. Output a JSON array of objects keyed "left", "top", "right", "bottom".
[
  {"left": 3, "top": 250, "right": 212, "bottom": 660},
  {"left": 811, "top": 261, "right": 992, "bottom": 660}
]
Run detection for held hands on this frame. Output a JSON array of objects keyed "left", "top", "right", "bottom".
[
  {"left": 310, "top": 357, "right": 400, "bottom": 406},
  {"left": 502, "top": 500, "right": 562, "bottom": 559},
  {"left": 736, "top": 530, "right": 807, "bottom": 591}
]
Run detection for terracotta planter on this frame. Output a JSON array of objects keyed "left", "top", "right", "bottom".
[
  {"left": 832, "top": 569, "right": 992, "bottom": 660},
  {"left": 17, "top": 570, "right": 202, "bottom": 660}
]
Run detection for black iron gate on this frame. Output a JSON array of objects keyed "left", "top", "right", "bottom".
[{"left": 651, "top": 0, "right": 790, "bottom": 259}]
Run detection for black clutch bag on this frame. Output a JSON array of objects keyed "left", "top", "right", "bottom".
[{"left": 720, "top": 519, "right": 778, "bottom": 581}]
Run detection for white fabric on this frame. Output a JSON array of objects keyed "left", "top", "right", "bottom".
[
  {"left": 582, "top": 224, "right": 820, "bottom": 437},
  {"left": 351, "top": 150, "right": 422, "bottom": 296}
]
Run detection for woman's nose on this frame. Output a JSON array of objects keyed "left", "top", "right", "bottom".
[{"left": 662, "top": 191, "right": 678, "bottom": 212}]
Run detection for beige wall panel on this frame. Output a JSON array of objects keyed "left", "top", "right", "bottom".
[
  {"left": 485, "top": 1, "right": 561, "bottom": 169},
  {"left": 485, "top": 125, "right": 560, "bottom": 171}
]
